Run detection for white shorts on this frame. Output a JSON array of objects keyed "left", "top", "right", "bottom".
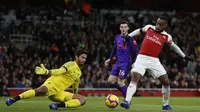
[{"left": 131, "top": 54, "right": 167, "bottom": 78}]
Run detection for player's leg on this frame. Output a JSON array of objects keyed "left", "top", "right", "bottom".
[
  {"left": 158, "top": 75, "right": 172, "bottom": 110},
  {"left": 121, "top": 72, "right": 142, "bottom": 109},
  {"left": 5, "top": 77, "right": 59, "bottom": 106},
  {"left": 117, "top": 78, "right": 127, "bottom": 98},
  {"left": 117, "top": 62, "right": 132, "bottom": 98},
  {"left": 48, "top": 91, "right": 73, "bottom": 102},
  {"left": 108, "top": 75, "right": 118, "bottom": 87},
  {"left": 49, "top": 92, "right": 86, "bottom": 110},
  {"left": 108, "top": 64, "right": 120, "bottom": 88},
  {"left": 61, "top": 94, "right": 86, "bottom": 108},
  {"left": 148, "top": 61, "right": 172, "bottom": 110},
  {"left": 124, "top": 72, "right": 141, "bottom": 101},
  {"left": 121, "top": 56, "right": 146, "bottom": 109},
  {"left": 5, "top": 86, "right": 48, "bottom": 106}
]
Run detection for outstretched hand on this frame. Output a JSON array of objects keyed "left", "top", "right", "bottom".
[{"left": 35, "top": 64, "right": 49, "bottom": 75}]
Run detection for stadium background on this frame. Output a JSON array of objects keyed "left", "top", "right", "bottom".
[{"left": 0, "top": 0, "right": 200, "bottom": 97}]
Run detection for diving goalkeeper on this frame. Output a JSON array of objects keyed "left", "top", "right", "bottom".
[{"left": 6, "top": 48, "right": 88, "bottom": 110}]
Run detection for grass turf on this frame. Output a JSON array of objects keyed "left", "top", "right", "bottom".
[{"left": 1, "top": 97, "right": 200, "bottom": 112}]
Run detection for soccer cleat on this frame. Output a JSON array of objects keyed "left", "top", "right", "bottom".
[
  {"left": 5, "top": 98, "right": 15, "bottom": 106},
  {"left": 162, "top": 105, "right": 172, "bottom": 110},
  {"left": 120, "top": 100, "right": 130, "bottom": 109},
  {"left": 49, "top": 103, "right": 58, "bottom": 110}
]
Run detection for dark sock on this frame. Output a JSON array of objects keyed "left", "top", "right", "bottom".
[
  {"left": 120, "top": 85, "right": 128, "bottom": 98},
  {"left": 13, "top": 96, "right": 20, "bottom": 102},
  {"left": 57, "top": 102, "right": 65, "bottom": 107},
  {"left": 114, "top": 82, "right": 121, "bottom": 90}
]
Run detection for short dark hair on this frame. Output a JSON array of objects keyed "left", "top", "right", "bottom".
[
  {"left": 120, "top": 21, "right": 129, "bottom": 25},
  {"left": 75, "top": 48, "right": 88, "bottom": 57},
  {"left": 159, "top": 16, "right": 169, "bottom": 23}
]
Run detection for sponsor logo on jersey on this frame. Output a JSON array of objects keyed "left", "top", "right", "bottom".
[
  {"left": 117, "top": 40, "right": 127, "bottom": 49},
  {"left": 146, "top": 35, "right": 162, "bottom": 46}
]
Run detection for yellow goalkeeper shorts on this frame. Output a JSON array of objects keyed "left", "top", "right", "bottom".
[{"left": 41, "top": 76, "right": 74, "bottom": 97}]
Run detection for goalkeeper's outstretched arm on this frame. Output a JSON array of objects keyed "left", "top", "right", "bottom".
[
  {"left": 35, "top": 64, "right": 67, "bottom": 76},
  {"left": 48, "top": 66, "right": 67, "bottom": 76}
]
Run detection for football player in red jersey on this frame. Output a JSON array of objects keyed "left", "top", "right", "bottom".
[{"left": 120, "top": 16, "right": 193, "bottom": 110}]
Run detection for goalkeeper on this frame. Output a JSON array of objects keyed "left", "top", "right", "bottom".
[{"left": 6, "top": 48, "right": 88, "bottom": 110}]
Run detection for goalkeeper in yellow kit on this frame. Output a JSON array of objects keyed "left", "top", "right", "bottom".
[{"left": 5, "top": 49, "right": 88, "bottom": 110}]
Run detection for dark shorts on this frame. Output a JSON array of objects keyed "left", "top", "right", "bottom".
[{"left": 110, "top": 62, "right": 132, "bottom": 79}]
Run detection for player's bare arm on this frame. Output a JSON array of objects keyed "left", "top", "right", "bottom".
[{"left": 105, "top": 40, "right": 117, "bottom": 67}]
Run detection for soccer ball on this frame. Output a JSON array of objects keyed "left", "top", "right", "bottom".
[{"left": 105, "top": 94, "right": 119, "bottom": 108}]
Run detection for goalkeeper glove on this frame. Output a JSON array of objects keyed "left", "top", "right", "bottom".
[{"left": 35, "top": 64, "right": 49, "bottom": 75}]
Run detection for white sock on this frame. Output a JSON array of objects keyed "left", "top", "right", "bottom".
[
  {"left": 162, "top": 85, "right": 170, "bottom": 106},
  {"left": 125, "top": 82, "right": 137, "bottom": 103}
]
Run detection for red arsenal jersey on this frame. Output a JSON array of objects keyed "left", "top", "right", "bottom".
[{"left": 139, "top": 25, "right": 173, "bottom": 57}]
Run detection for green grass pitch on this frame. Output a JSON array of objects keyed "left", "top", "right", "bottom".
[{"left": 1, "top": 97, "right": 200, "bottom": 112}]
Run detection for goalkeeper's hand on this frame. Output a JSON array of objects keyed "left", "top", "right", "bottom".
[{"left": 35, "top": 64, "right": 49, "bottom": 75}]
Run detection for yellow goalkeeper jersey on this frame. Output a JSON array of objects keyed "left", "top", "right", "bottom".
[
  {"left": 61, "top": 61, "right": 82, "bottom": 82},
  {"left": 43, "top": 61, "right": 81, "bottom": 96}
]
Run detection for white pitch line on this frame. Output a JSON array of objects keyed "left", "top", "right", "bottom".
[
  {"left": 2, "top": 101, "right": 200, "bottom": 108},
  {"left": 134, "top": 104, "right": 200, "bottom": 108}
]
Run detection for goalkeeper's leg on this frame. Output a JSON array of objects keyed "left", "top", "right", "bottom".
[
  {"left": 49, "top": 92, "right": 86, "bottom": 110},
  {"left": 5, "top": 86, "right": 48, "bottom": 106}
]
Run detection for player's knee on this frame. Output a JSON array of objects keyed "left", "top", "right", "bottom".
[
  {"left": 162, "top": 79, "right": 170, "bottom": 86},
  {"left": 48, "top": 95, "right": 62, "bottom": 102},
  {"left": 73, "top": 94, "right": 86, "bottom": 106},
  {"left": 158, "top": 75, "right": 170, "bottom": 86},
  {"left": 108, "top": 78, "right": 116, "bottom": 84},
  {"left": 117, "top": 79, "right": 125, "bottom": 87},
  {"left": 48, "top": 95, "right": 57, "bottom": 102},
  {"left": 34, "top": 86, "right": 48, "bottom": 96},
  {"left": 131, "top": 73, "right": 141, "bottom": 83},
  {"left": 80, "top": 96, "right": 87, "bottom": 106}
]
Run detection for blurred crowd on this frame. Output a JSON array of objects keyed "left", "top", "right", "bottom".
[{"left": 0, "top": 6, "right": 200, "bottom": 96}]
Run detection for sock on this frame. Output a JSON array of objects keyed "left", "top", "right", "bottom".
[
  {"left": 114, "top": 82, "right": 120, "bottom": 90},
  {"left": 125, "top": 82, "right": 137, "bottom": 103},
  {"left": 162, "top": 85, "right": 170, "bottom": 106},
  {"left": 18, "top": 90, "right": 36, "bottom": 100},
  {"left": 58, "top": 102, "right": 65, "bottom": 107},
  {"left": 13, "top": 96, "right": 20, "bottom": 102},
  {"left": 120, "top": 85, "right": 127, "bottom": 98},
  {"left": 114, "top": 82, "right": 127, "bottom": 98},
  {"left": 64, "top": 99, "right": 81, "bottom": 108}
]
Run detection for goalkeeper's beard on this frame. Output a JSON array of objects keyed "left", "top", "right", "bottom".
[
  {"left": 77, "top": 60, "right": 85, "bottom": 68},
  {"left": 79, "top": 62, "right": 84, "bottom": 66},
  {"left": 78, "top": 64, "right": 84, "bottom": 69}
]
